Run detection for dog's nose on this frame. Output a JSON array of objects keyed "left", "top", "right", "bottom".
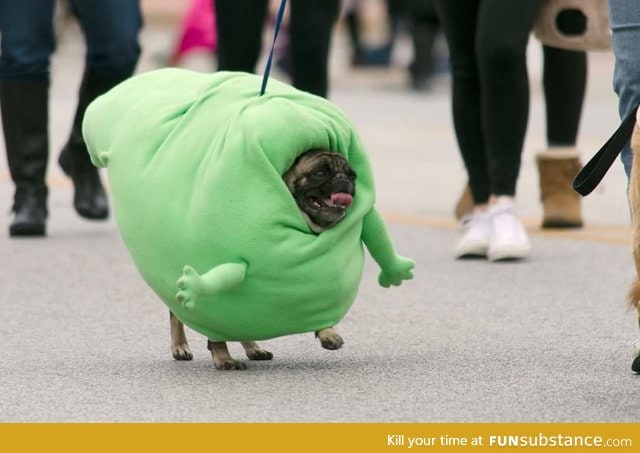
[{"left": 334, "top": 173, "right": 347, "bottom": 181}]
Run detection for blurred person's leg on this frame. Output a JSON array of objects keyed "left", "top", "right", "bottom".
[
  {"left": 60, "top": 0, "right": 142, "bottom": 220},
  {"left": 344, "top": 0, "right": 366, "bottom": 66},
  {"left": 544, "top": 47, "right": 586, "bottom": 147},
  {"left": 0, "top": 0, "right": 55, "bottom": 236},
  {"left": 361, "top": 0, "right": 405, "bottom": 67},
  {"left": 483, "top": 0, "right": 541, "bottom": 261},
  {"left": 439, "top": 0, "right": 540, "bottom": 261},
  {"left": 433, "top": 0, "right": 490, "bottom": 205},
  {"left": 434, "top": 0, "right": 500, "bottom": 258},
  {"left": 475, "top": 0, "right": 541, "bottom": 261},
  {"left": 289, "top": 0, "right": 340, "bottom": 97},
  {"left": 382, "top": 0, "right": 405, "bottom": 59},
  {"left": 537, "top": 46, "right": 586, "bottom": 228},
  {"left": 475, "top": 0, "right": 541, "bottom": 198},
  {"left": 406, "top": 0, "right": 440, "bottom": 91},
  {"left": 214, "top": 0, "right": 269, "bottom": 72},
  {"left": 609, "top": 0, "right": 640, "bottom": 178}
]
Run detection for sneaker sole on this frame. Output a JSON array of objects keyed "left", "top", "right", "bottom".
[
  {"left": 10, "top": 224, "right": 46, "bottom": 237},
  {"left": 488, "top": 245, "right": 531, "bottom": 262},
  {"left": 75, "top": 206, "right": 109, "bottom": 221},
  {"left": 541, "top": 220, "right": 583, "bottom": 229},
  {"left": 455, "top": 242, "right": 488, "bottom": 259}
]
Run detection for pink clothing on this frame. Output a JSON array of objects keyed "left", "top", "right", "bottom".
[{"left": 170, "top": 0, "right": 217, "bottom": 65}]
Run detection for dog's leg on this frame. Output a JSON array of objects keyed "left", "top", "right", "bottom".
[
  {"left": 170, "top": 311, "right": 193, "bottom": 360},
  {"left": 207, "top": 340, "right": 247, "bottom": 370},
  {"left": 629, "top": 123, "right": 640, "bottom": 321},
  {"left": 241, "top": 341, "right": 274, "bottom": 361},
  {"left": 629, "top": 119, "right": 640, "bottom": 373},
  {"left": 632, "top": 278, "right": 640, "bottom": 372},
  {"left": 315, "top": 327, "right": 344, "bottom": 350}
]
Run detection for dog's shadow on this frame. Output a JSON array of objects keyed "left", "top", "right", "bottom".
[{"left": 164, "top": 354, "right": 365, "bottom": 377}]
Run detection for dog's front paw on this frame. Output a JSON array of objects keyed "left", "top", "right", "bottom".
[
  {"left": 176, "top": 265, "right": 202, "bottom": 310},
  {"left": 214, "top": 358, "right": 248, "bottom": 370},
  {"left": 242, "top": 342, "right": 274, "bottom": 361},
  {"left": 316, "top": 328, "right": 344, "bottom": 350},
  {"left": 246, "top": 349, "right": 274, "bottom": 361},
  {"left": 379, "top": 256, "right": 415, "bottom": 288},
  {"left": 172, "top": 342, "right": 193, "bottom": 361}
]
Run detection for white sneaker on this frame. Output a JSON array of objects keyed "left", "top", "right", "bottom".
[
  {"left": 487, "top": 200, "right": 531, "bottom": 261},
  {"left": 632, "top": 342, "right": 640, "bottom": 373},
  {"left": 455, "top": 211, "right": 491, "bottom": 258}
]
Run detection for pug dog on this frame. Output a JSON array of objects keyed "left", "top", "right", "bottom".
[
  {"left": 170, "top": 149, "right": 357, "bottom": 369},
  {"left": 283, "top": 149, "right": 357, "bottom": 233}
]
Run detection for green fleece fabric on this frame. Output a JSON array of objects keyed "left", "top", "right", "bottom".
[{"left": 83, "top": 68, "right": 413, "bottom": 341}]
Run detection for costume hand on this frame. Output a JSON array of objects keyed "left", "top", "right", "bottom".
[
  {"left": 176, "top": 265, "right": 202, "bottom": 310},
  {"left": 378, "top": 256, "right": 415, "bottom": 288}
]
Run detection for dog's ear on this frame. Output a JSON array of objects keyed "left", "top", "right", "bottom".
[
  {"left": 283, "top": 165, "right": 302, "bottom": 192},
  {"left": 283, "top": 150, "right": 320, "bottom": 189}
]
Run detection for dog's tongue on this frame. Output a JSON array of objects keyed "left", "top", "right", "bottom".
[{"left": 330, "top": 192, "right": 353, "bottom": 208}]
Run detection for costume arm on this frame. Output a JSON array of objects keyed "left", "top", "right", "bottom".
[
  {"left": 176, "top": 262, "right": 247, "bottom": 310},
  {"left": 361, "top": 208, "right": 414, "bottom": 287}
]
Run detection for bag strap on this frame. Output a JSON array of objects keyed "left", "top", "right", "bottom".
[{"left": 573, "top": 105, "right": 638, "bottom": 196}]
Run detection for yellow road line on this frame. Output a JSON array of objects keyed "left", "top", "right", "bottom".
[
  {"left": 382, "top": 212, "right": 632, "bottom": 246},
  {"left": 0, "top": 173, "right": 631, "bottom": 245}
]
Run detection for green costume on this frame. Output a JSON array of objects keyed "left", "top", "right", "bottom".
[{"left": 83, "top": 69, "right": 413, "bottom": 341}]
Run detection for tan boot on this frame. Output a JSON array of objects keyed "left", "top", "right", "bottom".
[
  {"left": 536, "top": 148, "right": 584, "bottom": 229},
  {"left": 454, "top": 183, "right": 473, "bottom": 223}
]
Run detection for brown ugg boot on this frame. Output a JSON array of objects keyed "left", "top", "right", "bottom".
[
  {"left": 536, "top": 148, "right": 584, "bottom": 228},
  {"left": 454, "top": 183, "right": 473, "bottom": 223}
]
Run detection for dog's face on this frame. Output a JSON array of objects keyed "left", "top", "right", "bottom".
[{"left": 283, "top": 150, "right": 356, "bottom": 233}]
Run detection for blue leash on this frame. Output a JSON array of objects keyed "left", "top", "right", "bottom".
[{"left": 260, "top": 0, "right": 287, "bottom": 96}]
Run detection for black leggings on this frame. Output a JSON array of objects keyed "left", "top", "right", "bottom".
[
  {"left": 543, "top": 45, "right": 586, "bottom": 146},
  {"left": 433, "top": 0, "right": 542, "bottom": 203},
  {"left": 214, "top": 0, "right": 340, "bottom": 98}
]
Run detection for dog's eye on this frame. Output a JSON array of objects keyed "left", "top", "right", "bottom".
[{"left": 314, "top": 170, "right": 327, "bottom": 178}]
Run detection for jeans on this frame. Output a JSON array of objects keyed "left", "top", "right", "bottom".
[
  {"left": 609, "top": 0, "right": 640, "bottom": 178},
  {"left": 0, "top": 0, "right": 142, "bottom": 81},
  {"left": 542, "top": 46, "right": 586, "bottom": 147}
]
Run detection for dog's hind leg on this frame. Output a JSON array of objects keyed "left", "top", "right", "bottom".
[
  {"left": 315, "top": 327, "right": 344, "bottom": 350},
  {"left": 170, "top": 311, "right": 193, "bottom": 360},
  {"left": 207, "top": 340, "right": 247, "bottom": 370},
  {"left": 629, "top": 119, "right": 640, "bottom": 373},
  {"left": 629, "top": 276, "right": 640, "bottom": 373},
  {"left": 241, "top": 342, "right": 274, "bottom": 361},
  {"left": 630, "top": 120, "right": 640, "bottom": 292},
  {"left": 629, "top": 281, "right": 640, "bottom": 321}
]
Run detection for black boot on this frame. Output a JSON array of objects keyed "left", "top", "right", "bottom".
[
  {"left": 345, "top": 10, "right": 365, "bottom": 66},
  {"left": 407, "top": 4, "right": 439, "bottom": 91},
  {"left": 10, "top": 187, "right": 48, "bottom": 237},
  {"left": 59, "top": 71, "right": 125, "bottom": 220},
  {"left": 0, "top": 81, "right": 49, "bottom": 237}
]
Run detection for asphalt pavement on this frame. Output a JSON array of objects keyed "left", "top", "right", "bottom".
[{"left": 0, "top": 21, "right": 638, "bottom": 422}]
